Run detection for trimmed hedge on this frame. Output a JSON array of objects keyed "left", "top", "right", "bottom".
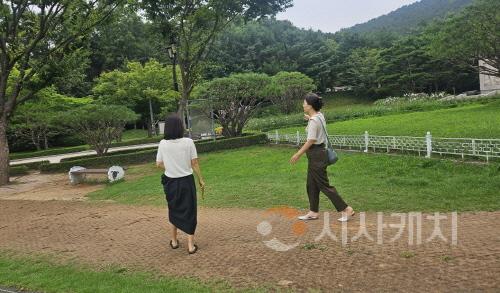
[
  {"left": 40, "top": 149, "right": 157, "bottom": 173},
  {"left": 8, "top": 160, "right": 50, "bottom": 177},
  {"left": 10, "top": 137, "right": 162, "bottom": 161},
  {"left": 110, "top": 137, "right": 161, "bottom": 148},
  {"left": 19, "top": 160, "right": 51, "bottom": 170},
  {"left": 9, "top": 160, "right": 50, "bottom": 170},
  {"left": 40, "top": 133, "right": 268, "bottom": 173},
  {"left": 60, "top": 147, "right": 158, "bottom": 162},
  {"left": 10, "top": 146, "right": 90, "bottom": 160},
  {"left": 195, "top": 133, "right": 268, "bottom": 152},
  {"left": 60, "top": 137, "right": 219, "bottom": 163},
  {"left": 10, "top": 165, "right": 30, "bottom": 176},
  {"left": 59, "top": 135, "right": 257, "bottom": 163}
]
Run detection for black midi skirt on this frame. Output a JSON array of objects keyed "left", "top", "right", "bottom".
[{"left": 161, "top": 174, "right": 197, "bottom": 235}]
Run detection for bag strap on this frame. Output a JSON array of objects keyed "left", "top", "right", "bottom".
[{"left": 314, "top": 114, "right": 333, "bottom": 149}]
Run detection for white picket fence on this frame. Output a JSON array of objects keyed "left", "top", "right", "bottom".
[{"left": 267, "top": 130, "right": 500, "bottom": 162}]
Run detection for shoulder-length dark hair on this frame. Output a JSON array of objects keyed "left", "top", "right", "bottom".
[{"left": 164, "top": 114, "right": 185, "bottom": 140}]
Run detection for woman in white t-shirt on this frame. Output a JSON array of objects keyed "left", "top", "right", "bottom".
[
  {"left": 290, "top": 93, "right": 355, "bottom": 222},
  {"left": 156, "top": 114, "right": 205, "bottom": 254}
]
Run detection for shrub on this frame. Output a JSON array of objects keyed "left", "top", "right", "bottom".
[{"left": 62, "top": 104, "right": 139, "bottom": 156}]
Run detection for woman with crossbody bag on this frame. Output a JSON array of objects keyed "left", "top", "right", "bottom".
[{"left": 289, "top": 93, "right": 355, "bottom": 222}]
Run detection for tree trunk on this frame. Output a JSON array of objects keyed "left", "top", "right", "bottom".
[
  {"left": 31, "top": 129, "right": 41, "bottom": 151},
  {"left": 147, "top": 120, "right": 153, "bottom": 138},
  {"left": 177, "top": 93, "right": 188, "bottom": 129},
  {"left": 0, "top": 117, "right": 10, "bottom": 185},
  {"left": 177, "top": 65, "right": 192, "bottom": 132},
  {"left": 95, "top": 141, "right": 106, "bottom": 156},
  {"left": 44, "top": 133, "right": 49, "bottom": 150}
]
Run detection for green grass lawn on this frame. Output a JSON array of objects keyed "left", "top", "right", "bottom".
[
  {"left": 0, "top": 253, "right": 266, "bottom": 293},
  {"left": 89, "top": 146, "right": 500, "bottom": 212},
  {"left": 275, "top": 99, "right": 500, "bottom": 138},
  {"left": 320, "top": 94, "right": 374, "bottom": 112}
]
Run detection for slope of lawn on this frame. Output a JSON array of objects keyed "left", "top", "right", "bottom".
[
  {"left": 274, "top": 99, "right": 500, "bottom": 138},
  {"left": 88, "top": 146, "right": 500, "bottom": 212}
]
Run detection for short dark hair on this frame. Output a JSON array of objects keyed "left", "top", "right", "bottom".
[
  {"left": 304, "top": 93, "right": 323, "bottom": 111},
  {"left": 164, "top": 114, "right": 185, "bottom": 140}
]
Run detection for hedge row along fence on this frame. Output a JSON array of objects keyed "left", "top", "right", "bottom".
[
  {"left": 9, "top": 136, "right": 163, "bottom": 161},
  {"left": 10, "top": 165, "right": 30, "bottom": 176},
  {"left": 9, "top": 160, "right": 51, "bottom": 176},
  {"left": 10, "top": 146, "right": 89, "bottom": 160},
  {"left": 40, "top": 133, "right": 268, "bottom": 173},
  {"left": 60, "top": 147, "right": 157, "bottom": 163}
]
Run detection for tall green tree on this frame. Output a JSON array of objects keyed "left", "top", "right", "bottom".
[
  {"left": 377, "top": 34, "right": 477, "bottom": 96},
  {"left": 9, "top": 87, "right": 91, "bottom": 151},
  {"left": 338, "top": 48, "right": 382, "bottom": 97},
  {"left": 207, "top": 19, "right": 339, "bottom": 92},
  {"left": 197, "top": 73, "right": 271, "bottom": 137},
  {"left": 89, "top": 7, "right": 164, "bottom": 81},
  {"left": 268, "top": 71, "right": 315, "bottom": 114},
  {"left": 140, "top": 0, "right": 292, "bottom": 126},
  {"left": 0, "top": 1, "right": 123, "bottom": 185},
  {"left": 428, "top": 0, "right": 500, "bottom": 78},
  {"left": 93, "top": 60, "right": 179, "bottom": 135}
]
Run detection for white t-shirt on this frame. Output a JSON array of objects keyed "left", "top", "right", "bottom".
[
  {"left": 156, "top": 138, "right": 198, "bottom": 178},
  {"left": 306, "top": 112, "right": 327, "bottom": 145}
]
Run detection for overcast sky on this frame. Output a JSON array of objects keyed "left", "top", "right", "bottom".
[{"left": 276, "top": 0, "right": 420, "bottom": 33}]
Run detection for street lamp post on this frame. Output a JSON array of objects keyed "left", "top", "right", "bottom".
[
  {"left": 149, "top": 97, "right": 155, "bottom": 136},
  {"left": 166, "top": 43, "right": 179, "bottom": 92}
]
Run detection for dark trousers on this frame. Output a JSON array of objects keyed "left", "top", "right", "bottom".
[{"left": 306, "top": 145, "right": 348, "bottom": 212}]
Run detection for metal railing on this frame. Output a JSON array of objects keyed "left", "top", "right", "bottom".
[{"left": 267, "top": 130, "right": 500, "bottom": 162}]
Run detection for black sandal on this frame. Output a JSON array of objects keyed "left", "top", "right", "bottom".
[
  {"left": 188, "top": 244, "right": 198, "bottom": 254},
  {"left": 170, "top": 240, "right": 179, "bottom": 249}
]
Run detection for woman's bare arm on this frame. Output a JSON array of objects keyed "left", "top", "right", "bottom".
[
  {"left": 191, "top": 159, "right": 205, "bottom": 188},
  {"left": 290, "top": 139, "right": 316, "bottom": 164}
]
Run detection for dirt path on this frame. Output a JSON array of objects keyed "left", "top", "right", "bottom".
[
  {"left": 0, "top": 171, "right": 147, "bottom": 202},
  {"left": 0, "top": 173, "right": 102, "bottom": 201},
  {"left": 1, "top": 199, "right": 499, "bottom": 292}
]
